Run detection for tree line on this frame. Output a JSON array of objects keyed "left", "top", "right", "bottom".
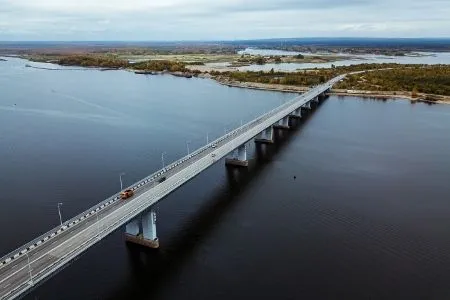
[
  {"left": 57, "top": 55, "right": 187, "bottom": 72},
  {"left": 335, "top": 65, "right": 450, "bottom": 96},
  {"left": 212, "top": 64, "right": 450, "bottom": 96}
]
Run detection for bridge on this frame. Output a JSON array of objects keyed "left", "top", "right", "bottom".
[{"left": 0, "top": 74, "right": 345, "bottom": 300}]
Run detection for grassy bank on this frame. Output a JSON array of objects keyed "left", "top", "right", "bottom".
[
  {"left": 335, "top": 66, "right": 450, "bottom": 96},
  {"left": 211, "top": 64, "right": 450, "bottom": 98}
]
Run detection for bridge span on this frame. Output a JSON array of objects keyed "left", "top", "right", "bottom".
[{"left": 0, "top": 75, "right": 345, "bottom": 300}]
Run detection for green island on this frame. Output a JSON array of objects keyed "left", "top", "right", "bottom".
[{"left": 20, "top": 53, "right": 450, "bottom": 104}]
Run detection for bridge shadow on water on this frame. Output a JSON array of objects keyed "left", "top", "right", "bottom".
[{"left": 115, "top": 98, "right": 328, "bottom": 299}]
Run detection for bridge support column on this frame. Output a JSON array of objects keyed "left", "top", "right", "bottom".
[
  {"left": 125, "top": 209, "right": 159, "bottom": 249},
  {"left": 226, "top": 144, "right": 248, "bottom": 167},
  {"left": 141, "top": 210, "right": 159, "bottom": 248},
  {"left": 255, "top": 126, "right": 274, "bottom": 144},
  {"left": 289, "top": 108, "right": 302, "bottom": 119},
  {"left": 301, "top": 101, "right": 312, "bottom": 113},
  {"left": 273, "top": 116, "right": 290, "bottom": 130},
  {"left": 125, "top": 219, "right": 140, "bottom": 236},
  {"left": 320, "top": 90, "right": 330, "bottom": 99}
]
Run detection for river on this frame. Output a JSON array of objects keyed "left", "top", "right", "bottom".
[{"left": 1, "top": 57, "right": 450, "bottom": 299}]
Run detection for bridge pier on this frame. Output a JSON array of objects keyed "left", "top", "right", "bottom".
[
  {"left": 273, "top": 116, "right": 290, "bottom": 130},
  {"left": 289, "top": 108, "right": 302, "bottom": 119},
  {"left": 226, "top": 144, "right": 248, "bottom": 167},
  {"left": 125, "top": 209, "right": 159, "bottom": 248},
  {"left": 320, "top": 89, "right": 330, "bottom": 99},
  {"left": 255, "top": 126, "right": 274, "bottom": 144},
  {"left": 125, "top": 219, "right": 140, "bottom": 236},
  {"left": 301, "top": 102, "right": 312, "bottom": 114}
]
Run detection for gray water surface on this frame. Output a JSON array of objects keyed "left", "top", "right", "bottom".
[{"left": 1, "top": 57, "right": 450, "bottom": 300}]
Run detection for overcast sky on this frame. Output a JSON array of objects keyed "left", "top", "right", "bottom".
[{"left": 0, "top": 0, "right": 449, "bottom": 40}]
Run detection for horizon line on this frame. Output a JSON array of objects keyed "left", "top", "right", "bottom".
[{"left": 1, "top": 37, "right": 450, "bottom": 43}]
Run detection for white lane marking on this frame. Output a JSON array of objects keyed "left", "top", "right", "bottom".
[
  {"left": 0, "top": 223, "right": 97, "bottom": 285},
  {"left": 0, "top": 179, "right": 173, "bottom": 286},
  {"left": 0, "top": 196, "right": 128, "bottom": 283},
  {"left": 2, "top": 140, "right": 196, "bottom": 268}
]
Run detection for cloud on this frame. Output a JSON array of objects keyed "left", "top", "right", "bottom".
[{"left": 0, "top": 0, "right": 448, "bottom": 40}]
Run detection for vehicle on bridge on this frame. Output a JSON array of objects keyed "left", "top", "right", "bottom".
[{"left": 120, "top": 189, "right": 134, "bottom": 200}]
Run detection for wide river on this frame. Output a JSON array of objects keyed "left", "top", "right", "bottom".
[{"left": 1, "top": 57, "right": 450, "bottom": 299}]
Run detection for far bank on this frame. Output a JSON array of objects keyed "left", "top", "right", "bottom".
[{"left": 8, "top": 54, "right": 450, "bottom": 105}]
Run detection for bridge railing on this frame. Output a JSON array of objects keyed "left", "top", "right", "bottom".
[
  {"left": 0, "top": 166, "right": 172, "bottom": 267},
  {"left": 204, "top": 83, "right": 330, "bottom": 149},
  {"left": 0, "top": 192, "right": 124, "bottom": 267}
]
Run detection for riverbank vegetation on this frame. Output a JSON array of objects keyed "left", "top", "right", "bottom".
[
  {"left": 229, "top": 53, "right": 349, "bottom": 67},
  {"left": 212, "top": 64, "right": 450, "bottom": 97},
  {"left": 43, "top": 54, "right": 188, "bottom": 72},
  {"left": 334, "top": 66, "right": 450, "bottom": 96},
  {"left": 58, "top": 55, "right": 129, "bottom": 68},
  {"left": 213, "top": 63, "right": 401, "bottom": 85},
  {"left": 132, "top": 59, "right": 187, "bottom": 72},
  {"left": 21, "top": 49, "right": 349, "bottom": 70}
]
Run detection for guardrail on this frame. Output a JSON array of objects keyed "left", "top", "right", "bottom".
[{"left": 0, "top": 77, "right": 340, "bottom": 270}]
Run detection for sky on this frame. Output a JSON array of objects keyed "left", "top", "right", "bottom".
[{"left": 0, "top": 0, "right": 449, "bottom": 41}]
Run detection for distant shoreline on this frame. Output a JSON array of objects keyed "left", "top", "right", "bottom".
[{"left": 15, "top": 56, "right": 450, "bottom": 105}]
